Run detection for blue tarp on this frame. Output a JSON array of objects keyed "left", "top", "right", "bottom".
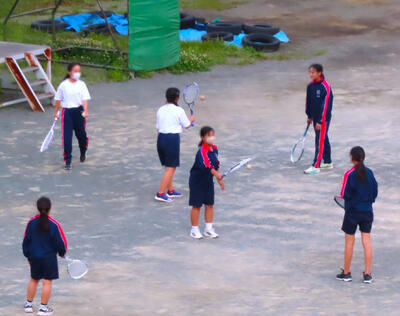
[
  {"left": 179, "top": 28, "right": 290, "bottom": 47},
  {"left": 59, "top": 13, "right": 128, "bottom": 35}
]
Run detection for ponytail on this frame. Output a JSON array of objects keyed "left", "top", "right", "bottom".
[
  {"left": 63, "top": 62, "right": 80, "bottom": 81},
  {"left": 198, "top": 126, "right": 214, "bottom": 147},
  {"left": 350, "top": 146, "right": 367, "bottom": 182},
  {"left": 37, "top": 196, "right": 51, "bottom": 232}
]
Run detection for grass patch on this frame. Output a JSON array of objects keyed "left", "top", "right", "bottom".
[
  {"left": 180, "top": 0, "right": 248, "bottom": 10},
  {"left": 313, "top": 49, "right": 327, "bottom": 56}
]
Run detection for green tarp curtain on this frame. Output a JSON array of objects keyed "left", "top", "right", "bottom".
[{"left": 128, "top": 0, "right": 180, "bottom": 71}]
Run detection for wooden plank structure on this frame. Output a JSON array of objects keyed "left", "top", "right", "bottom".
[{"left": 0, "top": 41, "right": 56, "bottom": 112}]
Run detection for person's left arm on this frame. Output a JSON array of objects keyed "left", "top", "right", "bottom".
[
  {"left": 81, "top": 82, "right": 91, "bottom": 118},
  {"left": 316, "top": 81, "right": 332, "bottom": 130}
]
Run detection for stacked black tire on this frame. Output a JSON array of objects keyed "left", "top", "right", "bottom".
[{"left": 242, "top": 23, "right": 281, "bottom": 51}]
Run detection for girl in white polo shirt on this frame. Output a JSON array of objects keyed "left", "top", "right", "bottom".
[
  {"left": 54, "top": 63, "right": 91, "bottom": 170},
  {"left": 155, "top": 87, "right": 195, "bottom": 202}
]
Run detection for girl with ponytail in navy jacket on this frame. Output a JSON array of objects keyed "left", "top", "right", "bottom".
[
  {"left": 22, "top": 197, "right": 67, "bottom": 315},
  {"left": 336, "top": 147, "right": 378, "bottom": 284}
]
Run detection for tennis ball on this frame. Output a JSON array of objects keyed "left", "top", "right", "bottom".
[
  {"left": 247, "top": 164, "right": 253, "bottom": 169},
  {"left": 200, "top": 95, "right": 206, "bottom": 101}
]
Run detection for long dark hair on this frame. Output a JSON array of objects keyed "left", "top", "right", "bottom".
[
  {"left": 37, "top": 196, "right": 51, "bottom": 232},
  {"left": 166, "top": 87, "right": 180, "bottom": 105},
  {"left": 309, "top": 63, "right": 324, "bottom": 77},
  {"left": 350, "top": 146, "right": 367, "bottom": 182},
  {"left": 198, "top": 126, "right": 214, "bottom": 147},
  {"left": 63, "top": 62, "right": 80, "bottom": 80}
]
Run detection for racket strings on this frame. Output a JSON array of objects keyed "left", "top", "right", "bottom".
[{"left": 68, "top": 260, "right": 88, "bottom": 279}]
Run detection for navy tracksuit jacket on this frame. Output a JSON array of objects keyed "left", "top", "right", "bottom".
[
  {"left": 305, "top": 76, "right": 333, "bottom": 167},
  {"left": 341, "top": 166, "right": 378, "bottom": 213},
  {"left": 22, "top": 215, "right": 67, "bottom": 260},
  {"left": 189, "top": 144, "right": 220, "bottom": 207}
]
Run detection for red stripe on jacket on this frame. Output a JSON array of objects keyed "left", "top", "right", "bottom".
[{"left": 340, "top": 167, "right": 356, "bottom": 197}]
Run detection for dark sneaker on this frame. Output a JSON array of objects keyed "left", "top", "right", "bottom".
[
  {"left": 167, "top": 190, "right": 183, "bottom": 198},
  {"left": 37, "top": 306, "right": 53, "bottom": 315},
  {"left": 363, "top": 272, "right": 373, "bottom": 284},
  {"left": 80, "top": 154, "right": 86, "bottom": 163},
  {"left": 64, "top": 164, "right": 72, "bottom": 170},
  {"left": 336, "top": 269, "right": 352, "bottom": 282}
]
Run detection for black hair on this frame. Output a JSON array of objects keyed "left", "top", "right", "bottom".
[
  {"left": 198, "top": 126, "right": 215, "bottom": 147},
  {"left": 309, "top": 63, "right": 324, "bottom": 76},
  {"left": 350, "top": 146, "right": 367, "bottom": 182},
  {"left": 63, "top": 62, "right": 80, "bottom": 80},
  {"left": 37, "top": 196, "right": 51, "bottom": 232},
  {"left": 166, "top": 87, "right": 180, "bottom": 105}
]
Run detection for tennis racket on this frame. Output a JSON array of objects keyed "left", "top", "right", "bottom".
[
  {"left": 183, "top": 82, "right": 199, "bottom": 125},
  {"left": 40, "top": 113, "right": 59, "bottom": 153},
  {"left": 222, "top": 158, "right": 252, "bottom": 178},
  {"left": 65, "top": 256, "right": 88, "bottom": 279},
  {"left": 290, "top": 123, "right": 311, "bottom": 163},
  {"left": 334, "top": 195, "right": 345, "bottom": 209}
]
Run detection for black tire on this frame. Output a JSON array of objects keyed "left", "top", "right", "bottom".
[
  {"left": 242, "top": 33, "right": 280, "bottom": 51},
  {"left": 88, "top": 10, "right": 114, "bottom": 18},
  {"left": 31, "top": 20, "right": 68, "bottom": 32},
  {"left": 194, "top": 16, "right": 206, "bottom": 24},
  {"left": 201, "top": 31, "right": 234, "bottom": 42},
  {"left": 243, "top": 24, "right": 280, "bottom": 35},
  {"left": 206, "top": 21, "right": 243, "bottom": 35},
  {"left": 180, "top": 13, "right": 196, "bottom": 29},
  {"left": 82, "top": 23, "right": 115, "bottom": 35}
]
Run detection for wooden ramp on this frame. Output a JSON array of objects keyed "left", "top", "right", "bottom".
[{"left": 0, "top": 41, "right": 55, "bottom": 112}]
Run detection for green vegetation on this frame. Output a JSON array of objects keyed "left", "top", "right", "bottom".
[
  {"left": 313, "top": 49, "right": 327, "bottom": 56},
  {"left": 180, "top": 0, "right": 248, "bottom": 10}
]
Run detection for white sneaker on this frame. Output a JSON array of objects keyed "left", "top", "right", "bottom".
[
  {"left": 320, "top": 163, "right": 333, "bottom": 169},
  {"left": 37, "top": 306, "right": 53, "bottom": 316},
  {"left": 24, "top": 303, "right": 33, "bottom": 313},
  {"left": 190, "top": 228, "right": 203, "bottom": 239},
  {"left": 204, "top": 228, "right": 219, "bottom": 238},
  {"left": 304, "top": 166, "right": 320, "bottom": 174}
]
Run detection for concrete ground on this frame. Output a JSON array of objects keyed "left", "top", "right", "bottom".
[{"left": 1, "top": 0, "right": 400, "bottom": 315}]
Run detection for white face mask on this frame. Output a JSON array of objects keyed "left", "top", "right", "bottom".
[
  {"left": 72, "top": 72, "right": 81, "bottom": 80},
  {"left": 205, "top": 136, "right": 216, "bottom": 144}
]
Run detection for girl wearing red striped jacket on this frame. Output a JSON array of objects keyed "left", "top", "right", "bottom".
[
  {"left": 335, "top": 147, "right": 378, "bottom": 284},
  {"left": 189, "top": 126, "right": 224, "bottom": 239},
  {"left": 304, "top": 64, "right": 333, "bottom": 174},
  {"left": 22, "top": 197, "right": 67, "bottom": 315}
]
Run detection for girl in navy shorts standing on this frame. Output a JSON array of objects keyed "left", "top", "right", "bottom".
[
  {"left": 336, "top": 146, "right": 378, "bottom": 284},
  {"left": 22, "top": 197, "right": 67, "bottom": 315},
  {"left": 155, "top": 87, "right": 195, "bottom": 202},
  {"left": 54, "top": 63, "right": 91, "bottom": 170},
  {"left": 189, "top": 126, "right": 224, "bottom": 239}
]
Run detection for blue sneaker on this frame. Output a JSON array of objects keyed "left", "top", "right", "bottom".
[
  {"left": 155, "top": 193, "right": 173, "bottom": 203},
  {"left": 167, "top": 190, "right": 183, "bottom": 198}
]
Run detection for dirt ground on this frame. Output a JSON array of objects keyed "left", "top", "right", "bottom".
[{"left": 1, "top": 0, "right": 400, "bottom": 315}]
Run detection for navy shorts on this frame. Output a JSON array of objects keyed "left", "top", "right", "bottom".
[
  {"left": 30, "top": 256, "right": 59, "bottom": 280},
  {"left": 342, "top": 211, "right": 373, "bottom": 235},
  {"left": 189, "top": 176, "right": 214, "bottom": 207},
  {"left": 157, "top": 133, "right": 180, "bottom": 167}
]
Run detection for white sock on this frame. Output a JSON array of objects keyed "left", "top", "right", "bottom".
[
  {"left": 205, "top": 223, "right": 213, "bottom": 230},
  {"left": 191, "top": 226, "right": 200, "bottom": 232}
]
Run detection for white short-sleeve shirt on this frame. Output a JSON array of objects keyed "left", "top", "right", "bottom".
[
  {"left": 156, "top": 103, "right": 191, "bottom": 134},
  {"left": 54, "top": 79, "right": 91, "bottom": 108}
]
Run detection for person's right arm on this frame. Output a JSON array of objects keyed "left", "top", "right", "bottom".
[
  {"left": 22, "top": 222, "right": 32, "bottom": 259},
  {"left": 305, "top": 85, "right": 312, "bottom": 124},
  {"left": 54, "top": 84, "right": 63, "bottom": 119}
]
